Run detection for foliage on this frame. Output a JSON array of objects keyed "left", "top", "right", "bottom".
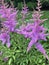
[{"left": 5, "top": 0, "right": 49, "bottom": 10}]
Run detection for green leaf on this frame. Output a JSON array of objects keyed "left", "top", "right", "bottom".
[{"left": 8, "top": 58, "right": 13, "bottom": 65}]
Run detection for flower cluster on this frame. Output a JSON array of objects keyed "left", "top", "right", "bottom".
[
  {"left": 16, "top": 0, "right": 49, "bottom": 60},
  {"left": 21, "top": 0, "right": 28, "bottom": 22},
  {"left": 0, "top": 0, "right": 18, "bottom": 47}
]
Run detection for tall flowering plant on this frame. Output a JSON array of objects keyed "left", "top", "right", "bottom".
[
  {"left": 16, "top": 0, "right": 49, "bottom": 60},
  {"left": 21, "top": 0, "right": 28, "bottom": 23},
  {"left": 0, "top": 0, "right": 18, "bottom": 47}
]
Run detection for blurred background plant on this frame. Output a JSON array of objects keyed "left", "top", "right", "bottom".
[{"left": 5, "top": 0, "right": 49, "bottom": 10}]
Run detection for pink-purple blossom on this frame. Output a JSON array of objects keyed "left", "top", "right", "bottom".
[
  {"left": 16, "top": 0, "right": 49, "bottom": 60},
  {"left": 21, "top": 1, "right": 28, "bottom": 21},
  {"left": 3, "top": 57, "right": 8, "bottom": 62},
  {"left": 0, "top": 32, "right": 10, "bottom": 47},
  {"left": 0, "top": 1, "right": 18, "bottom": 47}
]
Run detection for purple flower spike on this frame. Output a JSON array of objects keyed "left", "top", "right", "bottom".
[
  {"left": 0, "top": 0, "right": 18, "bottom": 48},
  {"left": 35, "top": 42, "right": 49, "bottom": 60},
  {"left": 17, "top": 0, "right": 49, "bottom": 60},
  {"left": 4, "top": 20, "right": 17, "bottom": 32},
  {"left": 27, "top": 39, "right": 36, "bottom": 52},
  {"left": 21, "top": 0, "right": 28, "bottom": 22},
  {"left": 0, "top": 32, "right": 10, "bottom": 47}
]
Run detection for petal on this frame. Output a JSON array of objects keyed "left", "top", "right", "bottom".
[
  {"left": 2, "top": 39, "right": 6, "bottom": 45},
  {"left": 6, "top": 35, "right": 11, "bottom": 48},
  {"left": 35, "top": 42, "right": 49, "bottom": 60},
  {"left": 7, "top": 42, "right": 11, "bottom": 48},
  {"left": 27, "top": 40, "right": 35, "bottom": 52}
]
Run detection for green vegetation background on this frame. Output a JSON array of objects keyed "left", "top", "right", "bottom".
[{"left": 6, "top": 0, "right": 49, "bottom": 10}]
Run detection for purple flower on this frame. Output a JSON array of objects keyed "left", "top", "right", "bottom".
[
  {"left": 0, "top": 3, "right": 18, "bottom": 19},
  {"left": 0, "top": 32, "right": 10, "bottom": 48},
  {"left": 16, "top": 18, "right": 49, "bottom": 60},
  {"left": 2, "top": 7, "right": 18, "bottom": 32},
  {"left": 3, "top": 57, "right": 8, "bottom": 62},
  {"left": 21, "top": 1, "right": 28, "bottom": 22},
  {"left": 0, "top": 1, "right": 18, "bottom": 47},
  {"left": 3, "top": 20, "right": 17, "bottom": 32},
  {"left": 16, "top": 0, "right": 49, "bottom": 60},
  {"left": 21, "top": 6, "right": 28, "bottom": 15},
  {"left": 35, "top": 42, "right": 49, "bottom": 60},
  {"left": 0, "top": 1, "right": 18, "bottom": 32}
]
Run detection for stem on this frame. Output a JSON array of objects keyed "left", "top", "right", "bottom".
[
  {"left": 23, "top": 0, "right": 26, "bottom": 7},
  {"left": 45, "top": 58, "right": 48, "bottom": 64},
  {"left": 9, "top": 0, "right": 14, "bottom": 8}
]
